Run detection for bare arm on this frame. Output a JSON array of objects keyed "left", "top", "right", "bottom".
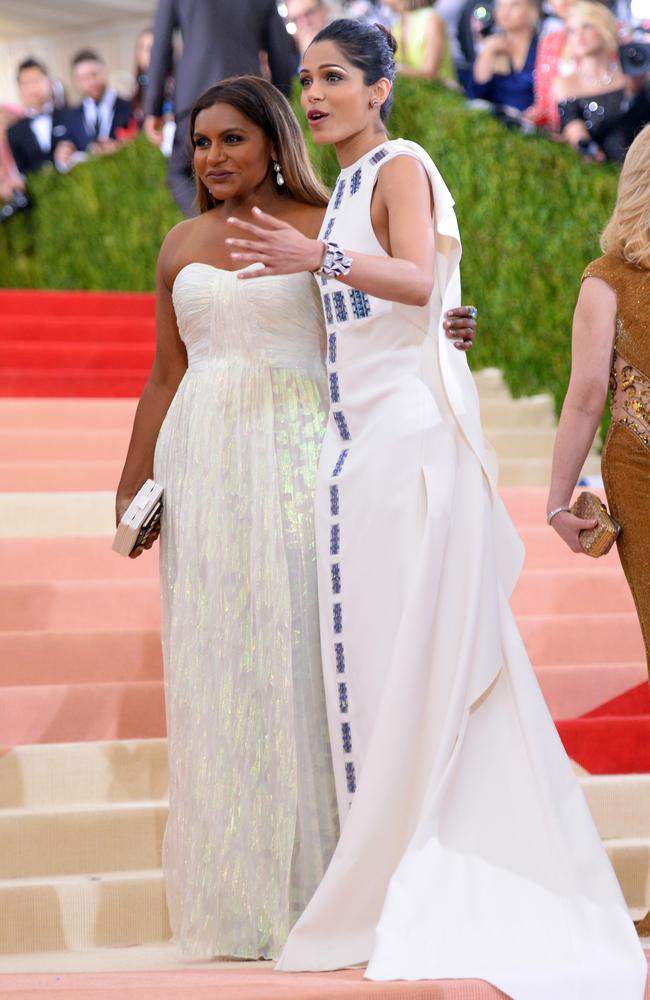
[
  {"left": 547, "top": 276, "right": 616, "bottom": 550},
  {"left": 228, "top": 156, "right": 436, "bottom": 307},
  {"left": 472, "top": 35, "right": 509, "bottom": 85},
  {"left": 115, "top": 237, "right": 188, "bottom": 526}
]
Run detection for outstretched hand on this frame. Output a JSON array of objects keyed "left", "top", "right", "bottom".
[{"left": 226, "top": 207, "right": 323, "bottom": 277}]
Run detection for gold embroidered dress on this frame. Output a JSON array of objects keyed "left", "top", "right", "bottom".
[{"left": 583, "top": 254, "right": 650, "bottom": 675}]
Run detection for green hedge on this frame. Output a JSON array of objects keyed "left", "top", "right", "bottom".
[{"left": 0, "top": 80, "right": 620, "bottom": 415}]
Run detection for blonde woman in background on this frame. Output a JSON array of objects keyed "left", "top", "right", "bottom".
[
  {"left": 384, "top": 0, "right": 456, "bottom": 83},
  {"left": 553, "top": 1, "right": 626, "bottom": 159},
  {"left": 548, "top": 124, "right": 650, "bottom": 931}
]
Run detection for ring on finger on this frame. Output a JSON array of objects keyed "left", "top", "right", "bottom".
[{"left": 467, "top": 306, "right": 478, "bottom": 320}]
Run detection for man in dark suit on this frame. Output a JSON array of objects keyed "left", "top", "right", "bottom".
[
  {"left": 62, "top": 50, "right": 132, "bottom": 154},
  {"left": 144, "top": 0, "right": 297, "bottom": 215},
  {"left": 7, "top": 59, "right": 69, "bottom": 177}
]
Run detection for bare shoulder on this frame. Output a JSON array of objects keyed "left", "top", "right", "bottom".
[
  {"left": 576, "top": 275, "right": 617, "bottom": 331},
  {"left": 158, "top": 214, "right": 218, "bottom": 286},
  {"left": 376, "top": 153, "right": 432, "bottom": 209}
]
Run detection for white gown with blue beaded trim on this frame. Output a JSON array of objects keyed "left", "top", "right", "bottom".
[{"left": 276, "top": 140, "right": 646, "bottom": 999}]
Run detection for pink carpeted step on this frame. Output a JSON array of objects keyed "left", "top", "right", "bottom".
[
  {"left": 535, "top": 662, "right": 649, "bottom": 719},
  {"left": 0, "top": 317, "right": 155, "bottom": 343},
  {"left": 511, "top": 568, "right": 634, "bottom": 614},
  {"left": 0, "top": 429, "right": 131, "bottom": 462},
  {"left": 0, "top": 580, "right": 159, "bottom": 632},
  {"left": 517, "top": 526, "right": 620, "bottom": 571},
  {"left": 0, "top": 538, "right": 157, "bottom": 584},
  {"left": 0, "top": 628, "right": 162, "bottom": 686},
  {"left": 0, "top": 289, "right": 154, "bottom": 318},
  {"left": 0, "top": 460, "right": 125, "bottom": 491},
  {"left": 0, "top": 680, "right": 165, "bottom": 745},
  {"left": 0, "top": 398, "right": 137, "bottom": 430},
  {"left": 519, "top": 612, "right": 645, "bottom": 665}
]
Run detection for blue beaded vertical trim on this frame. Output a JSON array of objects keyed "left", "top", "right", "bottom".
[
  {"left": 333, "top": 411, "right": 351, "bottom": 441},
  {"left": 341, "top": 722, "right": 352, "bottom": 753},
  {"left": 330, "top": 523, "right": 340, "bottom": 555},
  {"left": 350, "top": 168, "right": 362, "bottom": 195},
  {"left": 333, "top": 602, "right": 342, "bottom": 633},
  {"left": 335, "top": 643, "right": 345, "bottom": 673},
  {"left": 329, "top": 485, "right": 339, "bottom": 516},
  {"left": 338, "top": 682, "right": 349, "bottom": 713},
  {"left": 329, "top": 372, "right": 340, "bottom": 403},
  {"left": 333, "top": 177, "right": 346, "bottom": 208},
  {"left": 331, "top": 562, "right": 341, "bottom": 594},
  {"left": 345, "top": 761, "right": 357, "bottom": 794},
  {"left": 331, "top": 449, "right": 349, "bottom": 477},
  {"left": 323, "top": 216, "right": 336, "bottom": 240},
  {"left": 349, "top": 289, "right": 371, "bottom": 320},
  {"left": 328, "top": 333, "right": 337, "bottom": 364},
  {"left": 332, "top": 291, "right": 348, "bottom": 323},
  {"left": 323, "top": 294, "right": 333, "bottom": 326}
]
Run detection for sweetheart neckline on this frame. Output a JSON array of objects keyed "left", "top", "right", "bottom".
[{"left": 172, "top": 261, "right": 309, "bottom": 295}]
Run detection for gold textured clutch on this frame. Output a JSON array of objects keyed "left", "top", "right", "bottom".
[{"left": 570, "top": 491, "right": 621, "bottom": 558}]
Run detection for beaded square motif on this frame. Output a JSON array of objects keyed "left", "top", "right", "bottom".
[
  {"left": 333, "top": 410, "right": 351, "bottom": 441},
  {"left": 328, "top": 333, "right": 337, "bottom": 364},
  {"left": 331, "top": 562, "right": 341, "bottom": 594},
  {"left": 333, "top": 602, "right": 342, "bottom": 634},
  {"left": 345, "top": 760, "right": 357, "bottom": 793},
  {"left": 350, "top": 168, "right": 362, "bottom": 195},
  {"left": 329, "top": 485, "right": 339, "bottom": 516},
  {"left": 341, "top": 722, "right": 352, "bottom": 753},
  {"left": 323, "top": 294, "right": 333, "bottom": 326},
  {"left": 330, "top": 523, "right": 340, "bottom": 555},
  {"left": 329, "top": 372, "right": 340, "bottom": 403},
  {"left": 349, "top": 289, "right": 371, "bottom": 319},
  {"left": 334, "top": 178, "right": 346, "bottom": 209},
  {"left": 333, "top": 291, "right": 348, "bottom": 323},
  {"left": 338, "top": 681, "right": 349, "bottom": 713},
  {"left": 369, "top": 147, "right": 388, "bottom": 165}
]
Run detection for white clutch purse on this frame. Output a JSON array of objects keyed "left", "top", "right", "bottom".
[{"left": 112, "top": 479, "right": 163, "bottom": 557}]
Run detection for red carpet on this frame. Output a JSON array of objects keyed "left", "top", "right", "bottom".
[{"left": 0, "top": 290, "right": 155, "bottom": 397}]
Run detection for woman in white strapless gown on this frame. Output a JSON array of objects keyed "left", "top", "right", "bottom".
[
  {"left": 228, "top": 20, "right": 647, "bottom": 999},
  {"left": 115, "top": 78, "right": 340, "bottom": 960}
]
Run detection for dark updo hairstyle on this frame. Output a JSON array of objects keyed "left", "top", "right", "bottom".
[
  {"left": 190, "top": 75, "right": 330, "bottom": 214},
  {"left": 310, "top": 18, "right": 397, "bottom": 122}
]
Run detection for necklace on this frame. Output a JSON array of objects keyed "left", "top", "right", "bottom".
[{"left": 578, "top": 62, "right": 616, "bottom": 87}]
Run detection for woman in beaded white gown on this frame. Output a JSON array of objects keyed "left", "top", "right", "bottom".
[{"left": 228, "top": 20, "right": 647, "bottom": 999}]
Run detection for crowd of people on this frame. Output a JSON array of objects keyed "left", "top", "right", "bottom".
[{"left": 1, "top": 0, "right": 649, "bottom": 221}]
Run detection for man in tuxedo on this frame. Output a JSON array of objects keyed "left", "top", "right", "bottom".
[
  {"left": 63, "top": 50, "right": 132, "bottom": 155},
  {"left": 144, "top": 0, "right": 297, "bottom": 215},
  {"left": 7, "top": 59, "right": 69, "bottom": 177}
]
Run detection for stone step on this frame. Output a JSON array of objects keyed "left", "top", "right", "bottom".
[
  {"left": 485, "top": 427, "right": 558, "bottom": 459},
  {"left": 511, "top": 568, "right": 635, "bottom": 615},
  {"left": 0, "top": 869, "right": 170, "bottom": 953},
  {"left": 0, "top": 739, "right": 168, "bottom": 809},
  {"left": 479, "top": 394, "right": 556, "bottom": 428},
  {"left": 0, "top": 802, "right": 167, "bottom": 879}
]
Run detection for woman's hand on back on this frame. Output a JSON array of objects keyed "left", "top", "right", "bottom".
[{"left": 226, "top": 207, "right": 324, "bottom": 277}]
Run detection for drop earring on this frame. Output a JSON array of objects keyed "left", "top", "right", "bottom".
[{"left": 273, "top": 159, "right": 285, "bottom": 187}]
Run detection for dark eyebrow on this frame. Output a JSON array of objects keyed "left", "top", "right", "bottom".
[
  {"left": 192, "top": 127, "right": 246, "bottom": 139},
  {"left": 299, "top": 63, "right": 347, "bottom": 74}
]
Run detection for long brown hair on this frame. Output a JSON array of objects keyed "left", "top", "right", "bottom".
[{"left": 189, "top": 76, "right": 330, "bottom": 214}]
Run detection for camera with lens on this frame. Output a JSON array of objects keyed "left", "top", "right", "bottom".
[
  {"left": 619, "top": 41, "right": 650, "bottom": 77},
  {"left": 0, "top": 189, "right": 29, "bottom": 223},
  {"left": 472, "top": 1, "right": 495, "bottom": 37}
]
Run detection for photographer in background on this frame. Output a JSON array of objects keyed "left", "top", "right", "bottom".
[{"left": 468, "top": 0, "right": 540, "bottom": 109}]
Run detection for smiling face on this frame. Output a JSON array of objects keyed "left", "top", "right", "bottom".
[
  {"left": 565, "top": 15, "right": 608, "bottom": 58},
  {"left": 73, "top": 59, "right": 108, "bottom": 102},
  {"left": 192, "top": 102, "right": 274, "bottom": 204},
  {"left": 299, "top": 39, "right": 388, "bottom": 146}
]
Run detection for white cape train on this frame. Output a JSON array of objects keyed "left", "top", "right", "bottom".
[{"left": 275, "top": 139, "right": 647, "bottom": 999}]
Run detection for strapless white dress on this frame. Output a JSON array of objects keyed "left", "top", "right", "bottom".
[{"left": 153, "top": 263, "right": 339, "bottom": 959}]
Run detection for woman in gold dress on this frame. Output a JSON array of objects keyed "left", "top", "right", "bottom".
[{"left": 547, "top": 124, "right": 650, "bottom": 679}]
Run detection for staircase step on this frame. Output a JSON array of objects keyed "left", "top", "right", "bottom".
[
  {"left": 511, "top": 569, "right": 634, "bottom": 614},
  {"left": 0, "top": 317, "right": 155, "bottom": 343},
  {"left": 518, "top": 526, "right": 621, "bottom": 571},
  {"left": 0, "top": 739, "right": 168, "bottom": 809},
  {"left": 0, "top": 580, "right": 159, "bottom": 632},
  {"left": 0, "top": 398, "right": 137, "bottom": 431},
  {"left": 479, "top": 394, "right": 556, "bottom": 428},
  {"left": 485, "top": 427, "right": 557, "bottom": 459},
  {"left": 0, "top": 680, "right": 165, "bottom": 746},
  {"left": 535, "top": 662, "right": 648, "bottom": 719},
  {"left": 0, "top": 371, "right": 148, "bottom": 398},
  {"left": 0, "top": 493, "right": 120, "bottom": 537},
  {"left": 0, "top": 289, "right": 154, "bottom": 319},
  {"left": 0, "top": 869, "right": 169, "bottom": 953},
  {"left": 0, "top": 342, "right": 154, "bottom": 371},
  {"left": 473, "top": 368, "right": 511, "bottom": 400},
  {"left": 0, "top": 628, "right": 162, "bottom": 685},
  {"left": 0, "top": 802, "right": 166, "bottom": 878},
  {"left": 0, "top": 460, "right": 124, "bottom": 492},
  {"left": 0, "top": 535, "right": 157, "bottom": 581},
  {"left": 519, "top": 613, "right": 645, "bottom": 665},
  {"left": 0, "top": 428, "right": 130, "bottom": 463},
  {"left": 583, "top": 775, "right": 650, "bottom": 840},
  {"left": 605, "top": 837, "right": 650, "bottom": 913}
]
